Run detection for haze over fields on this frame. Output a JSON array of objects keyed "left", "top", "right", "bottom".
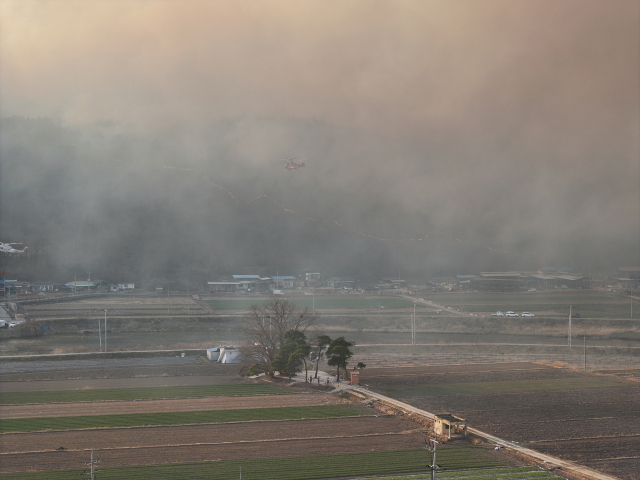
[{"left": 1, "top": 0, "right": 638, "bottom": 282}]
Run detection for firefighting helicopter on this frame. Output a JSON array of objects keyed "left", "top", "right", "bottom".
[
  {"left": 283, "top": 158, "right": 305, "bottom": 171},
  {"left": 0, "top": 243, "right": 28, "bottom": 254}
]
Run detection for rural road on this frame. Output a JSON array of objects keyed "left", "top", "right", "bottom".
[{"left": 400, "top": 295, "right": 468, "bottom": 316}]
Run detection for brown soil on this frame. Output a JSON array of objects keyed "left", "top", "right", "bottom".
[
  {"left": 0, "top": 361, "right": 242, "bottom": 383},
  {"left": 0, "top": 374, "right": 246, "bottom": 392},
  {"left": 1, "top": 416, "right": 423, "bottom": 472},
  {"left": 363, "top": 363, "right": 640, "bottom": 480},
  {"left": 2, "top": 393, "right": 344, "bottom": 419}
]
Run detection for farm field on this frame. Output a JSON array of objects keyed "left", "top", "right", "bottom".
[
  {"left": 0, "top": 448, "right": 508, "bottom": 479},
  {"left": 0, "top": 374, "right": 515, "bottom": 479},
  {"left": 0, "top": 382, "right": 290, "bottom": 405},
  {"left": 6, "top": 289, "right": 640, "bottom": 361},
  {"left": 0, "top": 395, "right": 505, "bottom": 479},
  {"left": 1, "top": 393, "right": 338, "bottom": 419},
  {"left": 0, "top": 404, "right": 363, "bottom": 433},
  {"left": 360, "top": 362, "right": 640, "bottom": 480},
  {"left": 426, "top": 290, "right": 638, "bottom": 319},
  {"left": 0, "top": 374, "right": 244, "bottom": 392},
  {"left": 0, "top": 358, "right": 242, "bottom": 381},
  {"left": 25, "top": 290, "right": 636, "bottom": 320},
  {"left": 358, "top": 467, "right": 565, "bottom": 480},
  {"left": 21, "top": 295, "right": 208, "bottom": 318},
  {"left": 203, "top": 290, "right": 638, "bottom": 319},
  {"left": 206, "top": 296, "right": 415, "bottom": 311}
]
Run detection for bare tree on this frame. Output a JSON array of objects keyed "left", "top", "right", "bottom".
[{"left": 241, "top": 297, "right": 319, "bottom": 375}]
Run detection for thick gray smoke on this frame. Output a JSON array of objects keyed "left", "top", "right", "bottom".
[{"left": 1, "top": 1, "right": 638, "bottom": 283}]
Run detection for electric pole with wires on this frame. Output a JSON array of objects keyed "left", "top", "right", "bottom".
[
  {"left": 425, "top": 432, "right": 441, "bottom": 479},
  {"left": 81, "top": 448, "right": 101, "bottom": 480}
]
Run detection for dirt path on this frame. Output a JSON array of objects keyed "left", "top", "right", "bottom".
[{"left": 1, "top": 393, "right": 343, "bottom": 419}]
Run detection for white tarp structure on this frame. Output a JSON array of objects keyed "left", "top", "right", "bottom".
[
  {"left": 206, "top": 346, "right": 241, "bottom": 363},
  {"left": 218, "top": 346, "right": 241, "bottom": 363},
  {"left": 206, "top": 347, "right": 220, "bottom": 361}
]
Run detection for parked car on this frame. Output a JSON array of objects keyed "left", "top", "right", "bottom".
[
  {"left": 8, "top": 322, "right": 18, "bottom": 328},
  {"left": 505, "top": 311, "right": 518, "bottom": 317},
  {"left": 572, "top": 313, "right": 581, "bottom": 318},
  {"left": 491, "top": 311, "right": 504, "bottom": 317},
  {"left": 527, "top": 288, "right": 537, "bottom": 292},
  {"left": 521, "top": 312, "right": 535, "bottom": 317}
]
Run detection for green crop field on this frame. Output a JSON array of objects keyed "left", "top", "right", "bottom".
[
  {"left": 0, "top": 383, "right": 291, "bottom": 405},
  {"left": 427, "top": 290, "right": 638, "bottom": 318},
  {"left": 0, "top": 447, "right": 507, "bottom": 480},
  {"left": 429, "top": 292, "right": 615, "bottom": 305},
  {"left": 360, "top": 466, "right": 562, "bottom": 480},
  {"left": 0, "top": 404, "right": 364, "bottom": 433},
  {"left": 207, "top": 297, "right": 414, "bottom": 310},
  {"left": 375, "top": 376, "right": 626, "bottom": 397}
]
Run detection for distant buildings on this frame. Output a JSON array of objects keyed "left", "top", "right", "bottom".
[
  {"left": 206, "top": 273, "right": 357, "bottom": 294},
  {"left": 460, "top": 270, "right": 590, "bottom": 291}
]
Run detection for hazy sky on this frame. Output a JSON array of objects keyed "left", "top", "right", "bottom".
[
  {"left": 3, "top": 1, "right": 637, "bottom": 134},
  {"left": 1, "top": 0, "right": 639, "bottom": 277}
]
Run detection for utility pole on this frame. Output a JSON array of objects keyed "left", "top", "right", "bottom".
[
  {"left": 98, "top": 317, "right": 102, "bottom": 349},
  {"left": 89, "top": 448, "right": 96, "bottom": 480},
  {"left": 584, "top": 334, "right": 587, "bottom": 370},
  {"left": 426, "top": 433, "right": 440, "bottom": 480},
  {"left": 568, "top": 306, "right": 572, "bottom": 349},
  {"left": 83, "top": 448, "right": 100, "bottom": 480},
  {"left": 412, "top": 303, "right": 416, "bottom": 345},
  {"left": 104, "top": 309, "right": 108, "bottom": 353}
]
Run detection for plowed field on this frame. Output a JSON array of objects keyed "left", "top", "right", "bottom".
[
  {"left": 361, "top": 362, "right": 640, "bottom": 480},
  {"left": 2, "top": 393, "right": 341, "bottom": 419},
  {"left": 1, "top": 415, "right": 423, "bottom": 472}
]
